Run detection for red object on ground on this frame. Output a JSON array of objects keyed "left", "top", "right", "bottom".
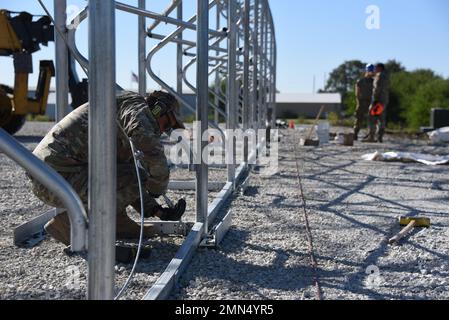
[
  {"left": 370, "top": 103, "right": 384, "bottom": 116},
  {"left": 289, "top": 120, "right": 296, "bottom": 129}
]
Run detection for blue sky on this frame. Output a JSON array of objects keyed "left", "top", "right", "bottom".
[{"left": 0, "top": 0, "right": 448, "bottom": 93}]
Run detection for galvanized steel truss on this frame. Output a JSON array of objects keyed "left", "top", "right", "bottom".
[{"left": 2, "top": 0, "right": 277, "bottom": 300}]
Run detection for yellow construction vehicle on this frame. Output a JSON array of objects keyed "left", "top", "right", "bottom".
[{"left": 0, "top": 10, "right": 55, "bottom": 134}]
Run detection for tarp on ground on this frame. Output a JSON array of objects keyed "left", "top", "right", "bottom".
[
  {"left": 362, "top": 151, "right": 449, "bottom": 166},
  {"left": 428, "top": 127, "right": 449, "bottom": 145}
]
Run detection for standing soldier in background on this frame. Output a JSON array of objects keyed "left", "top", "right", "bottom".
[
  {"left": 363, "top": 63, "right": 390, "bottom": 143},
  {"left": 28, "top": 91, "right": 187, "bottom": 247},
  {"left": 353, "top": 64, "right": 375, "bottom": 140}
]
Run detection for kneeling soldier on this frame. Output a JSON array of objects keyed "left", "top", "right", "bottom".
[{"left": 29, "top": 91, "right": 186, "bottom": 246}]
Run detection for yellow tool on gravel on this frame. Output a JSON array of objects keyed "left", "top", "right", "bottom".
[
  {"left": 399, "top": 217, "right": 431, "bottom": 228},
  {"left": 388, "top": 216, "right": 431, "bottom": 245}
]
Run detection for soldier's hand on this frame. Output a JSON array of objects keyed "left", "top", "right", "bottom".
[{"left": 155, "top": 199, "right": 187, "bottom": 221}]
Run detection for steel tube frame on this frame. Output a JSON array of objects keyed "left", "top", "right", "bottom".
[
  {"left": 242, "top": 0, "right": 251, "bottom": 162},
  {"left": 214, "top": 2, "right": 221, "bottom": 125},
  {"left": 226, "top": 0, "right": 237, "bottom": 184},
  {"left": 54, "top": 0, "right": 69, "bottom": 121},
  {"left": 138, "top": 0, "right": 147, "bottom": 95},
  {"left": 176, "top": 1, "right": 183, "bottom": 95},
  {"left": 130, "top": 0, "right": 277, "bottom": 300},
  {"left": 252, "top": 0, "right": 259, "bottom": 130},
  {"left": 262, "top": 8, "right": 268, "bottom": 128},
  {"left": 0, "top": 129, "right": 88, "bottom": 252},
  {"left": 87, "top": 0, "right": 117, "bottom": 300},
  {"left": 45, "top": 0, "right": 276, "bottom": 300},
  {"left": 147, "top": 0, "right": 182, "bottom": 32},
  {"left": 195, "top": 0, "right": 209, "bottom": 235},
  {"left": 116, "top": 1, "right": 224, "bottom": 37}
]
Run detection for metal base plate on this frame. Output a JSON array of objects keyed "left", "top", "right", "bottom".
[
  {"left": 13, "top": 209, "right": 57, "bottom": 247},
  {"left": 200, "top": 210, "right": 233, "bottom": 248}
]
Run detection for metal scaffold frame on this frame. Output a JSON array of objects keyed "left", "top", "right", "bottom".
[{"left": 0, "top": 0, "right": 276, "bottom": 300}]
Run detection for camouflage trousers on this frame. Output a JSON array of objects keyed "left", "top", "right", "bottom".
[
  {"left": 368, "top": 104, "right": 387, "bottom": 139},
  {"left": 29, "top": 163, "right": 160, "bottom": 222},
  {"left": 353, "top": 100, "right": 371, "bottom": 134}
]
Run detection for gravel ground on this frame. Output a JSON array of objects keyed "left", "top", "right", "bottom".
[
  {"left": 1, "top": 122, "right": 448, "bottom": 300},
  {"left": 172, "top": 128, "right": 449, "bottom": 300},
  {"left": 0, "top": 122, "right": 221, "bottom": 300}
]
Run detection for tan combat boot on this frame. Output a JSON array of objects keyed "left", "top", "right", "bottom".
[
  {"left": 362, "top": 135, "right": 376, "bottom": 143},
  {"left": 44, "top": 212, "right": 71, "bottom": 246},
  {"left": 116, "top": 213, "right": 156, "bottom": 240}
]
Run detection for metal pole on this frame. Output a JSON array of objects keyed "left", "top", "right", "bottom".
[
  {"left": 88, "top": 0, "right": 117, "bottom": 300},
  {"left": 270, "top": 25, "right": 276, "bottom": 128},
  {"left": 227, "top": 0, "right": 237, "bottom": 183},
  {"left": 273, "top": 35, "right": 277, "bottom": 124},
  {"left": 259, "top": 8, "right": 265, "bottom": 129},
  {"left": 268, "top": 29, "right": 274, "bottom": 127},
  {"left": 138, "top": 0, "right": 147, "bottom": 95},
  {"left": 196, "top": 0, "right": 209, "bottom": 235},
  {"left": 54, "top": 0, "right": 69, "bottom": 121},
  {"left": 243, "top": 0, "right": 250, "bottom": 162},
  {"left": 257, "top": 5, "right": 265, "bottom": 128},
  {"left": 214, "top": 2, "right": 221, "bottom": 124},
  {"left": 252, "top": 0, "right": 259, "bottom": 130},
  {"left": 262, "top": 8, "right": 269, "bottom": 128},
  {"left": 176, "top": 1, "right": 183, "bottom": 95},
  {"left": 257, "top": 6, "right": 264, "bottom": 129}
]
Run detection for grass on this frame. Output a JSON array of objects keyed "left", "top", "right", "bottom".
[
  {"left": 285, "top": 112, "right": 354, "bottom": 128},
  {"left": 385, "top": 123, "right": 421, "bottom": 135},
  {"left": 26, "top": 114, "right": 52, "bottom": 122}
]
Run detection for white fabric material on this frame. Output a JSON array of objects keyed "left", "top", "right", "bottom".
[
  {"left": 362, "top": 151, "right": 449, "bottom": 166},
  {"left": 428, "top": 127, "right": 449, "bottom": 145}
]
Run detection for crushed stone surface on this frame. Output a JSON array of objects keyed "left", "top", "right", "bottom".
[{"left": 1, "top": 122, "right": 448, "bottom": 300}]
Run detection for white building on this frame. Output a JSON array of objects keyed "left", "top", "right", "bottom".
[{"left": 275, "top": 93, "right": 342, "bottom": 119}]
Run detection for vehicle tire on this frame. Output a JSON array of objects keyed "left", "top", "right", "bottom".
[
  {"left": 1, "top": 114, "right": 26, "bottom": 135},
  {"left": 0, "top": 96, "right": 27, "bottom": 135}
]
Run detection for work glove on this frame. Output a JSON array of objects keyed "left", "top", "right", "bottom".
[{"left": 157, "top": 199, "right": 187, "bottom": 221}]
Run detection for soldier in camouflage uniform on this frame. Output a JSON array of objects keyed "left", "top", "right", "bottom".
[
  {"left": 29, "top": 91, "right": 186, "bottom": 246},
  {"left": 364, "top": 63, "right": 390, "bottom": 143},
  {"left": 353, "top": 64, "right": 375, "bottom": 140}
]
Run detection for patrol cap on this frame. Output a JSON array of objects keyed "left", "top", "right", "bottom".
[
  {"left": 366, "top": 64, "right": 375, "bottom": 73},
  {"left": 375, "top": 63, "right": 386, "bottom": 71},
  {"left": 146, "top": 91, "right": 185, "bottom": 130}
]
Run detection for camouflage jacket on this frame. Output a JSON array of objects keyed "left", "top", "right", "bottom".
[
  {"left": 372, "top": 71, "right": 390, "bottom": 105},
  {"left": 355, "top": 77, "right": 373, "bottom": 102},
  {"left": 33, "top": 91, "right": 169, "bottom": 196}
]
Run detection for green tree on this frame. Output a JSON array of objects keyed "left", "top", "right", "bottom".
[
  {"left": 407, "top": 78, "right": 449, "bottom": 129},
  {"left": 343, "top": 89, "right": 357, "bottom": 116},
  {"left": 323, "top": 60, "right": 366, "bottom": 108},
  {"left": 384, "top": 59, "right": 406, "bottom": 75},
  {"left": 389, "top": 69, "right": 442, "bottom": 125}
]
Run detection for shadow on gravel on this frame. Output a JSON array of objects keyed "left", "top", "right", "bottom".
[
  {"left": 176, "top": 229, "right": 344, "bottom": 299},
  {"left": 299, "top": 144, "right": 449, "bottom": 299},
  {"left": 114, "top": 241, "right": 181, "bottom": 276},
  {"left": 15, "top": 136, "right": 44, "bottom": 144},
  {"left": 244, "top": 186, "right": 260, "bottom": 197}
]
